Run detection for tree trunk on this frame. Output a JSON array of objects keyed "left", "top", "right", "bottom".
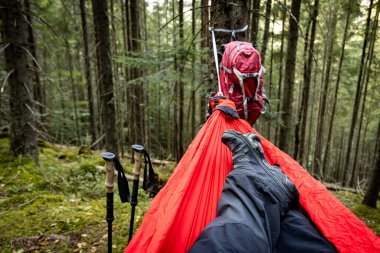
[
  {"left": 129, "top": 0, "right": 144, "bottom": 145},
  {"left": 323, "top": 9, "right": 350, "bottom": 180},
  {"left": 278, "top": 0, "right": 302, "bottom": 154},
  {"left": 65, "top": 40, "right": 81, "bottom": 145},
  {"left": 120, "top": 0, "right": 128, "bottom": 54},
  {"left": 143, "top": 0, "right": 150, "bottom": 151},
  {"left": 294, "top": 0, "right": 318, "bottom": 162},
  {"left": 200, "top": 0, "right": 209, "bottom": 124},
  {"left": 314, "top": 8, "right": 337, "bottom": 179},
  {"left": 275, "top": 0, "right": 287, "bottom": 146},
  {"left": 110, "top": 0, "right": 124, "bottom": 154},
  {"left": 211, "top": 0, "right": 248, "bottom": 45},
  {"left": 80, "top": 0, "right": 99, "bottom": 148},
  {"left": 362, "top": 120, "right": 380, "bottom": 208},
  {"left": 266, "top": 18, "right": 275, "bottom": 141},
  {"left": 336, "top": 132, "right": 345, "bottom": 181},
  {"left": 176, "top": 0, "right": 185, "bottom": 161},
  {"left": 24, "top": 0, "right": 45, "bottom": 121},
  {"left": 92, "top": 0, "right": 119, "bottom": 154},
  {"left": 260, "top": 0, "right": 272, "bottom": 65},
  {"left": 250, "top": 0, "right": 260, "bottom": 47},
  {"left": 1, "top": 0, "right": 38, "bottom": 162},
  {"left": 351, "top": 2, "right": 379, "bottom": 185},
  {"left": 191, "top": 0, "right": 196, "bottom": 139},
  {"left": 344, "top": 0, "right": 373, "bottom": 187},
  {"left": 156, "top": 2, "right": 162, "bottom": 158},
  {"left": 307, "top": 67, "right": 318, "bottom": 173}
]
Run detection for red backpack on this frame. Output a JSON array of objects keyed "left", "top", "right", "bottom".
[{"left": 219, "top": 41, "right": 268, "bottom": 125}]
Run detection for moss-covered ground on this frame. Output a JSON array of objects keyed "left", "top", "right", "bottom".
[
  {"left": 0, "top": 137, "right": 378, "bottom": 252},
  {"left": 0, "top": 138, "right": 176, "bottom": 253},
  {"left": 332, "top": 191, "right": 380, "bottom": 236}
]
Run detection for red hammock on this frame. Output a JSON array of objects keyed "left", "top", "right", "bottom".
[{"left": 125, "top": 110, "right": 380, "bottom": 253}]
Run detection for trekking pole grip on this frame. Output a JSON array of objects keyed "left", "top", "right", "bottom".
[
  {"left": 102, "top": 152, "right": 116, "bottom": 193},
  {"left": 131, "top": 144, "right": 144, "bottom": 205},
  {"left": 133, "top": 151, "right": 142, "bottom": 180}
]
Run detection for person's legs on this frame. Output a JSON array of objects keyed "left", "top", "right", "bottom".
[
  {"left": 189, "top": 131, "right": 299, "bottom": 253},
  {"left": 276, "top": 208, "right": 338, "bottom": 253}
]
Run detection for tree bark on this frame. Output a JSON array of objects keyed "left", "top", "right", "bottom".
[
  {"left": 250, "top": 0, "right": 260, "bottom": 47},
  {"left": 176, "top": 0, "right": 185, "bottom": 161},
  {"left": 336, "top": 132, "right": 345, "bottom": 181},
  {"left": 275, "top": 0, "right": 287, "bottom": 146},
  {"left": 200, "top": 0, "right": 209, "bottom": 124},
  {"left": 314, "top": 8, "right": 337, "bottom": 179},
  {"left": 129, "top": 0, "right": 144, "bottom": 145},
  {"left": 278, "top": 0, "right": 301, "bottom": 154},
  {"left": 344, "top": 0, "right": 373, "bottom": 187},
  {"left": 92, "top": 0, "right": 119, "bottom": 154},
  {"left": 323, "top": 9, "right": 350, "bottom": 180},
  {"left": 266, "top": 19, "right": 275, "bottom": 141},
  {"left": 362, "top": 120, "right": 380, "bottom": 208},
  {"left": 1, "top": 0, "right": 38, "bottom": 162},
  {"left": 110, "top": 0, "right": 124, "bottom": 154},
  {"left": 294, "top": 0, "right": 318, "bottom": 162},
  {"left": 307, "top": 67, "right": 318, "bottom": 174},
  {"left": 24, "top": 0, "right": 45, "bottom": 120},
  {"left": 351, "top": 2, "right": 379, "bottom": 185},
  {"left": 65, "top": 39, "right": 81, "bottom": 145},
  {"left": 211, "top": 0, "right": 248, "bottom": 45},
  {"left": 143, "top": 0, "right": 150, "bottom": 151},
  {"left": 191, "top": 0, "right": 196, "bottom": 139},
  {"left": 260, "top": 0, "right": 272, "bottom": 65},
  {"left": 80, "top": 0, "right": 99, "bottom": 148},
  {"left": 156, "top": 2, "right": 162, "bottom": 158}
]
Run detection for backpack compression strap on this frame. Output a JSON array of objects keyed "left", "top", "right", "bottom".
[{"left": 232, "top": 66, "right": 266, "bottom": 119}]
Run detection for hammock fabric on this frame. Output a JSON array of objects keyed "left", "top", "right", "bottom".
[{"left": 125, "top": 109, "right": 380, "bottom": 253}]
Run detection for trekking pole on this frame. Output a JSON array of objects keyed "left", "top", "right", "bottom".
[
  {"left": 102, "top": 152, "right": 116, "bottom": 253},
  {"left": 128, "top": 144, "right": 145, "bottom": 242}
]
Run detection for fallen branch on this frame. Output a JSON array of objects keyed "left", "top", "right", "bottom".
[
  {"left": 18, "top": 195, "right": 39, "bottom": 208},
  {"left": 323, "top": 182, "right": 358, "bottom": 194},
  {"left": 123, "top": 153, "right": 174, "bottom": 166}
]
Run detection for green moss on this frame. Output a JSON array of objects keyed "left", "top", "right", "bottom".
[
  {"left": 65, "top": 151, "right": 78, "bottom": 161},
  {"left": 333, "top": 191, "right": 380, "bottom": 236},
  {"left": 332, "top": 191, "right": 362, "bottom": 209},
  {"left": 79, "top": 161, "right": 97, "bottom": 175},
  {"left": 351, "top": 204, "right": 380, "bottom": 236}
]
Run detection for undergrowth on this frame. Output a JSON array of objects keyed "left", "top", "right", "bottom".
[
  {"left": 332, "top": 191, "right": 380, "bottom": 236},
  {"left": 0, "top": 138, "right": 156, "bottom": 253}
]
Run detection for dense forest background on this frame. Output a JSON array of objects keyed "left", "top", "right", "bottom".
[{"left": 1, "top": 0, "right": 379, "bottom": 205}]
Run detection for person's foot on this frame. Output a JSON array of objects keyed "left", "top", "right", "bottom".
[{"left": 222, "top": 130, "right": 299, "bottom": 215}]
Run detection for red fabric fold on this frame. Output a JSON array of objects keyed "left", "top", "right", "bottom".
[{"left": 125, "top": 111, "right": 380, "bottom": 253}]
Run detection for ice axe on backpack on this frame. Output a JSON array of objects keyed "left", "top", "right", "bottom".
[
  {"left": 208, "top": 25, "right": 249, "bottom": 113},
  {"left": 209, "top": 25, "right": 249, "bottom": 98},
  {"left": 209, "top": 26, "right": 248, "bottom": 97},
  {"left": 102, "top": 152, "right": 131, "bottom": 253}
]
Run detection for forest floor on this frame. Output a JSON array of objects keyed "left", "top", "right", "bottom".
[{"left": 0, "top": 136, "right": 379, "bottom": 253}]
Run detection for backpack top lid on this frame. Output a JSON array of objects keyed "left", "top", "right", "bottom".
[{"left": 221, "top": 41, "right": 262, "bottom": 76}]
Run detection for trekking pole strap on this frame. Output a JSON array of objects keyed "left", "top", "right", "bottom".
[
  {"left": 114, "top": 157, "right": 131, "bottom": 203},
  {"left": 210, "top": 27, "right": 223, "bottom": 96},
  {"left": 143, "top": 150, "right": 155, "bottom": 193}
]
